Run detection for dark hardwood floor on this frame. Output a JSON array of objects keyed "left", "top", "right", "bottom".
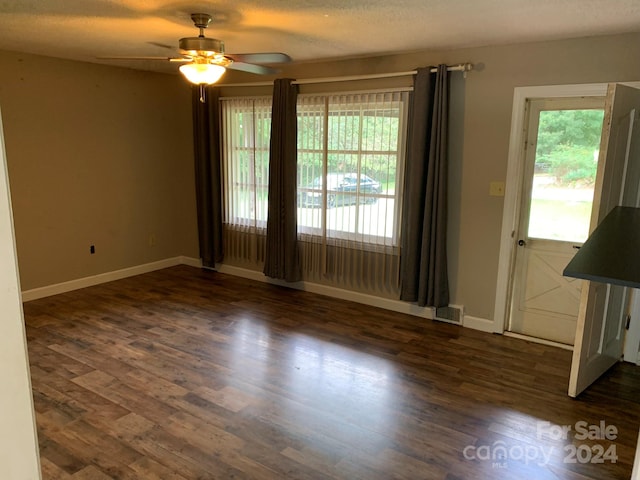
[{"left": 24, "top": 265, "right": 640, "bottom": 479}]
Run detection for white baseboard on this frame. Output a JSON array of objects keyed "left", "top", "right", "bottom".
[
  {"left": 463, "top": 315, "right": 496, "bottom": 333},
  {"left": 21, "top": 256, "right": 201, "bottom": 302},
  {"left": 179, "top": 256, "right": 204, "bottom": 268},
  {"left": 21, "top": 257, "right": 495, "bottom": 335},
  {"left": 216, "top": 263, "right": 437, "bottom": 319},
  {"left": 216, "top": 264, "right": 494, "bottom": 331}
]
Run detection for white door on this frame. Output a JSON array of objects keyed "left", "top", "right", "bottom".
[
  {"left": 509, "top": 98, "right": 605, "bottom": 345},
  {"left": 569, "top": 83, "right": 640, "bottom": 397}
]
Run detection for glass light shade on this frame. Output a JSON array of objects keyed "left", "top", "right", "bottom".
[{"left": 179, "top": 63, "right": 226, "bottom": 85}]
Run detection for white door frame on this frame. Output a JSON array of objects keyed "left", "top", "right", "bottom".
[
  {"left": 508, "top": 97, "right": 604, "bottom": 345},
  {"left": 495, "top": 82, "right": 640, "bottom": 348},
  {"left": 493, "top": 83, "right": 609, "bottom": 334},
  {"left": 0, "top": 107, "right": 42, "bottom": 477}
]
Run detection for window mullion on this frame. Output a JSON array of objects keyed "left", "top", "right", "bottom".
[
  {"left": 354, "top": 101, "right": 365, "bottom": 237},
  {"left": 322, "top": 97, "right": 329, "bottom": 245},
  {"left": 249, "top": 102, "right": 258, "bottom": 229}
]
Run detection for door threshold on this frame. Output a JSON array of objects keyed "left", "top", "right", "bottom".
[{"left": 504, "top": 331, "right": 574, "bottom": 351}]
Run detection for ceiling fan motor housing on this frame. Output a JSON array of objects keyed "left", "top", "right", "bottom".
[{"left": 179, "top": 37, "right": 225, "bottom": 57}]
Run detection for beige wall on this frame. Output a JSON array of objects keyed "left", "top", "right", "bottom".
[
  {"left": 224, "top": 31, "right": 640, "bottom": 321},
  {"left": 2, "top": 31, "right": 640, "bottom": 320},
  {"left": 0, "top": 50, "right": 199, "bottom": 290}
]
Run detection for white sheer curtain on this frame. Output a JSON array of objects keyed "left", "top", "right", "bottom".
[
  {"left": 297, "top": 91, "right": 409, "bottom": 296},
  {"left": 219, "top": 90, "right": 409, "bottom": 298},
  {"left": 220, "top": 97, "right": 271, "bottom": 266}
]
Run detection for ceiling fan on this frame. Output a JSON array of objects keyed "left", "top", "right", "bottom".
[{"left": 102, "top": 13, "right": 291, "bottom": 88}]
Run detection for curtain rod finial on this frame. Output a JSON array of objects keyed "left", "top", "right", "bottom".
[{"left": 462, "top": 62, "right": 473, "bottom": 79}]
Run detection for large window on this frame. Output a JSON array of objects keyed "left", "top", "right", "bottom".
[
  {"left": 221, "top": 97, "right": 271, "bottom": 228},
  {"left": 297, "top": 91, "right": 408, "bottom": 247},
  {"left": 221, "top": 90, "right": 408, "bottom": 247}
]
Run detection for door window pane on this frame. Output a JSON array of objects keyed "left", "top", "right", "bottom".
[{"left": 528, "top": 109, "right": 605, "bottom": 243}]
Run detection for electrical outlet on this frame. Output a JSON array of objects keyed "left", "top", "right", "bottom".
[{"left": 489, "top": 181, "right": 505, "bottom": 197}]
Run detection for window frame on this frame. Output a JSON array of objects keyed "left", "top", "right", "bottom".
[
  {"left": 296, "top": 91, "right": 409, "bottom": 248},
  {"left": 220, "top": 89, "right": 409, "bottom": 248},
  {"left": 220, "top": 96, "right": 272, "bottom": 230}
]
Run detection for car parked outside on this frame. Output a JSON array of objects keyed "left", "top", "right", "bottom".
[{"left": 298, "top": 173, "right": 381, "bottom": 207}]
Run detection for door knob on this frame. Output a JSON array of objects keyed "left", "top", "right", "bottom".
[{"left": 518, "top": 239, "right": 526, "bottom": 246}]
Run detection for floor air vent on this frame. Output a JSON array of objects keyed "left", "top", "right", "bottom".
[{"left": 434, "top": 305, "right": 463, "bottom": 325}]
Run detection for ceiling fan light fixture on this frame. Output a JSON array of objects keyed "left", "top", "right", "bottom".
[{"left": 179, "top": 63, "right": 226, "bottom": 85}]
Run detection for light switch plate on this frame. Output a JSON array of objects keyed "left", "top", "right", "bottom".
[{"left": 490, "top": 181, "right": 505, "bottom": 197}]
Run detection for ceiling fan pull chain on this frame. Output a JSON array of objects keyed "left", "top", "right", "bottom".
[{"left": 199, "top": 84, "right": 206, "bottom": 103}]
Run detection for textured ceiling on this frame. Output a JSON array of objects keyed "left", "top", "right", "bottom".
[{"left": 0, "top": 0, "right": 639, "bottom": 76}]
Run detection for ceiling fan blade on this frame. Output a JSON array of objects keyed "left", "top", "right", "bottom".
[
  {"left": 226, "top": 53, "right": 291, "bottom": 64},
  {"left": 97, "top": 56, "right": 179, "bottom": 61},
  {"left": 227, "top": 62, "right": 279, "bottom": 75},
  {"left": 148, "top": 42, "right": 178, "bottom": 51}
]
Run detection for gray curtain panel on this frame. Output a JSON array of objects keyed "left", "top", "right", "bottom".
[
  {"left": 400, "top": 65, "right": 450, "bottom": 307},
  {"left": 192, "top": 86, "right": 224, "bottom": 268},
  {"left": 263, "top": 79, "right": 302, "bottom": 281}
]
